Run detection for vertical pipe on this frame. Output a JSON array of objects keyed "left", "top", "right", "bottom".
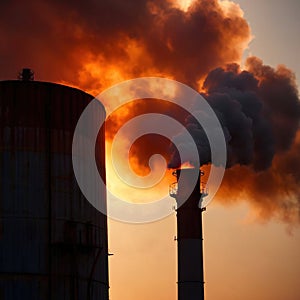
[
  {"left": 175, "top": 168, "right": 205, "bottom": 300},
  {"left": 46, "top": 88, "right": 52, "bottom": 300}
]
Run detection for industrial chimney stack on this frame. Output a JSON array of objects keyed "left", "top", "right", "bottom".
[{"left": 170, "top": 168, "right": 207, "bottom": 300}]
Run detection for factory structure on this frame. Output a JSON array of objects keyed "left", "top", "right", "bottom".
[
  {"left": 0, "top": 69, "right": 208, "bottom": 300},
  {"left": 170, "top": 168, "right": 207, "bottom": 300},
  {"left": 0, "top": 70, "right": 109, "bottom": 299}
]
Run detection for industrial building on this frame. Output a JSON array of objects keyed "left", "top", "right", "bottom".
[
  {"left": 0, "top": 72, "right": 109, "bottom": 299},
  {"left": 170, "top": 168, "right": 207, "bottom": 300},
  {"left": 0, "top": 69, "right": 208, "bottom": 300}
]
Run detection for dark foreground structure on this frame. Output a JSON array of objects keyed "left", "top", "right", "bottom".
[
  {"left": 0, "top": 80, "right": 109, "bottom": 299},
  {"left": 170, "top": 168, "right": 206, "bottom": 300}
]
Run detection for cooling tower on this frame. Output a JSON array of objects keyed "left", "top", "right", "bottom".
[
  {"left": 0, "top": 80, "right": 109, "bottom": 300},
  {"left": 171, "top": 168, "right": 205, "bottom": 300}
]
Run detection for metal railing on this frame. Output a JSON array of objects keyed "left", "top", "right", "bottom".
[
  {"left": 169, "top": 182, "right": 178, "bottom": 198},
  {"left": 169, "top": 181, "right": 208, "bottom": 198}
]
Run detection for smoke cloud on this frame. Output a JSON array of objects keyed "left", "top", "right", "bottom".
[
  {"left": 170, "top": 58, "right": 300, "bottom": 169},
  {"left": 169, "top": 58, "right": 300, "bottom": 223},
  {"left": 1, "top": 0, "right": 299, "bottom": 223},
  {"left": 0, "top": 0, "right": 250, "bottom": 91},
  {"left": 211, "top": 59, "right": 300, "bottom": 224}
]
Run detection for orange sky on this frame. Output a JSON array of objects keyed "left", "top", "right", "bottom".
[
  {"left": 1, "top": 0, "right": 300, "bottom": 299},
  {"left": 106, "top": 1, "right": 300, "bottom": 299}
]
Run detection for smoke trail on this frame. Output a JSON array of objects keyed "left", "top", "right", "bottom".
[
  {"left": 211, "top": 58, "right": 300, "bottom": 223},
  {"left": 1, "top": 0, "right": 299, "bottom": 222},
  {"left": 0, "top": 0, "right": 250, "bottom": 91},
  {"left": 169, "top": 58, "right": 300, "bottom": 223},
  {"left": 217, "top": 132, "right": 300, "bottom": 224},
  {"left": 170, "top": 58, "right": 300, "bottom": 170}
]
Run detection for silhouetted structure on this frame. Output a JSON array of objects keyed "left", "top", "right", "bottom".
[
  {"left": 0, "top": 80, "right": 109, "bottom": 300},
  {"left": 18, "top": 68, "right": 34, "bottom": 81},
  {"left": 170, "top": 168, "right": 206, "bottom": 300}
]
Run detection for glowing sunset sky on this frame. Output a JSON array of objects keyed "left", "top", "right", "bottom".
[
  {"left": 108, "top": 1, "right": 300, "bottom": 300},
  {"left": 1, "top": 0, "right": 300, "bottom": 299}
]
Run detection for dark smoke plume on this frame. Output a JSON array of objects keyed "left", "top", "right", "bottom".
[
  {"left": 169, "top": 58, "right": 300, "bottom": 223},
  {"left": 169, "top": 58, "right": 300, "bottom": 171},
  {"left": 1, "top": 0, "right": 300, "bottom": 223}
]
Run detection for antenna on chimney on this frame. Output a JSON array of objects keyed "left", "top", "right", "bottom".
[{"left": 18, "top": 68, "right": 34, "bottom": 81}]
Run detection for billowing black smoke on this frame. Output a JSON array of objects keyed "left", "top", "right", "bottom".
[{"left": 169, "top": 58, "right": 300, "bottom": 172}]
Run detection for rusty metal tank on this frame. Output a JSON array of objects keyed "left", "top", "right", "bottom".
[{"left": 0, "top": 80, "right": 108, "bottom": 300}]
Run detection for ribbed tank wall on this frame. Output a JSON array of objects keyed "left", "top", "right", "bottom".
[{"left": 0, "top": 81, "right": 108, "bottom": 300}]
